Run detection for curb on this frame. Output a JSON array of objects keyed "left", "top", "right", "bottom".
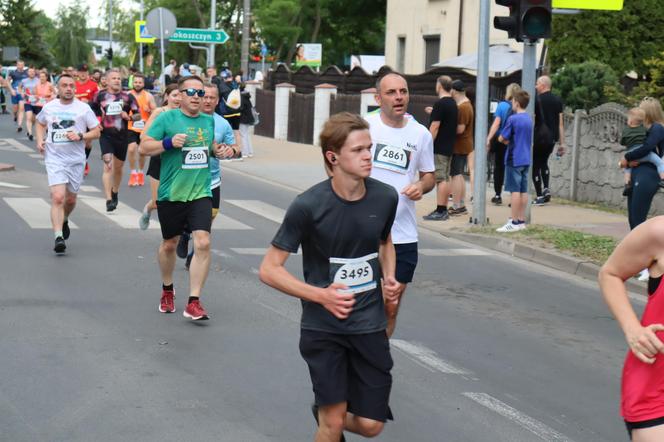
[
  {"left": 441, "top": 231, "right": 646, "bottom": 294},
  {"left": 0, "top": 163, "right": 15, "bottom": 172}
]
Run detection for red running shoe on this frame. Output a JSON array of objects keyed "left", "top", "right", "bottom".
[
  {"left": 159, "top": 290, "right": 176, "bottom": 313},
  {"left": 183, "top": 299, "right": 209, "bottom": 321},
  {"left": 137, "top": 171, "right": 145, "bottom": 186},
  {"left": 84, "top": 162, "right": 90, "bottom": 177}
]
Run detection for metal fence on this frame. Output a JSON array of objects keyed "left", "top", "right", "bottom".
[
  {"left": 287, "top": 92, "right": 315, "bottom": 145},
  {"left": 254, "top": 89, "right": 275, "bottom": 137}
]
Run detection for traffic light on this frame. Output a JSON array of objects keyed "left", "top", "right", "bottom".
[
  {"left": 105, "top": 47, "right": 113, "bottom": 61},
  {"left": 519, "top": 0, "right": 552, "bottom": 41},
  {"left": 494, "top": 0, "right": 520, "bottom": 40}
]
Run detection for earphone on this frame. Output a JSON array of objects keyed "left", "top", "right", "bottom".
[{"left": 331, "top": 155, "right": 337, "bottom": 163}]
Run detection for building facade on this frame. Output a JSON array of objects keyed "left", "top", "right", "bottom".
[{"left": 385, "top": 0, "right": 520, "bottom": 74}]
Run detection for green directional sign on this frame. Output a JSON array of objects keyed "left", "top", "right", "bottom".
[{"left": 169, "top": 28, "right": 229, "bottom": 44}]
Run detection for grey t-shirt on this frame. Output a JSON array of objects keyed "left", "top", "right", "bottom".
[{"left": 271, "top": 177, "right": 398, "bottom": 334}]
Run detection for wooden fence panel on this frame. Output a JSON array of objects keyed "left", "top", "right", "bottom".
[
  {"left": 287, "top": 92, "right": 315, "bottom": 145},
  {"left": 330, "top": 93, "right": 361, "bottom": 116},
  {"left": 254, "top": 89, "right": 275, "bottom": 137}
]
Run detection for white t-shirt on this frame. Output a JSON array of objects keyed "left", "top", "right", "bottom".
[
  {"left": 37, "top": 99, "right": 99, "bottom": 166},
  {"left": 367, "top": 112, "right": 435, "bottom": 244}
]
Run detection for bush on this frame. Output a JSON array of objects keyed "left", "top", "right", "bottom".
[{"left": 552, "top": 61, "right": 621, "bottom": 111}]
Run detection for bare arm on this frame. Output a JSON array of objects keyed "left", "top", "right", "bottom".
[
  {"left": 259, "top": 246, "right": 354, "bottom": 319},
  {"left": 379, "top": 234, "right": 400, "bottom": 304},
  {"left": 35, "top": 122, "right": 46, "bottom": 153},
  {"left": 429, "top": 121, "right": 440, "bottom": 141},
  {"left": 401, "top": 171, "right": 435, "bottom": 201},
  {"left": 599, "top": 217, "right": 664, "bottom": 364},
  {"left": 558, "top": 113, "right": 565, "bottom": 148},
  {"left": 486, "top": 117, "right": 502, "bottom": 149},
  {"left": 456, "top": 124, "right": 465, "bottom": 135}
]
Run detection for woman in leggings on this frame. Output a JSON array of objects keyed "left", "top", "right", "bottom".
[
  {"left": 619, "top": 98, "right": 664, "bottom": 280},
  {"left": 600, "top": 216, "right": 664, "bottom": 441}
]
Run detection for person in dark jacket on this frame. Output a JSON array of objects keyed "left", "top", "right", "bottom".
[{"left": 239, "top": 85, "right": 255, "bottom": 158}]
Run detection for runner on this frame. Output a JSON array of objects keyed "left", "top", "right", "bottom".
[
  {"left": 260, "top": 112, "right": 400, "bottom": 442},
  {"left": 177, "top": 83, "right": 238, "bottom": 269},
  {"left": 18, "top": 67, "right": 39, "bottom": 141},
  {"left": 91, "top": 69, "right": 139, "bottom": 212},
  {"left": 8, "top": 60, "right": 28, "bottom": 132},
  {"left": 599, "top": 217, "right": 664, "bottom": 441},
  {"left": 138, "top": 84, "right": 182, "bottom": 230},
  {"left": 367, "top": 72, "right": 435, "bottom": 337},
  {"left": 34, "top": 74, "right": 101, "bottom": 254},
  {"left": 127, "top": 73, "right": 157, "bottom": 187},
  {"left": 75, "top": 64, "right": 99, "bottom": 177},
  {"left": 30, "top": 70, "right": 56, "bottom": 117},
  {"left": 139, "top": 75, "right": 224, "bottom": 320}
]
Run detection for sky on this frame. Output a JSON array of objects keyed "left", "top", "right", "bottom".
[{"left": 34, "top": 0, "right": 107, "bottom": 27}]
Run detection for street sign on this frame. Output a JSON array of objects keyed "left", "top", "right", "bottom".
[
  {"left": 135, "top": 20, "right": 155, "bottom": 43},
  {"left": 146, "top": 7, "right": 177, "bottom": 40},
  {"left": 552, "top": 0, "right": 623, "bottom": 10},
  {"left": 2, "top": 46, "right": 19, "bottom": 62},
  {"left": 169, "top": 28, "right": 229, "bottom": 44}
]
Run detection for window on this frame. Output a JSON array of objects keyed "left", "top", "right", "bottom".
[
  {"left": 397, "top": 36, "right": 406, "bottom": 73},
  {"left": 95, "top": 45, "right": 102, "bottom": 55},
  {"left": 424, "top": 35, "right": 441, "bottom": 71}
]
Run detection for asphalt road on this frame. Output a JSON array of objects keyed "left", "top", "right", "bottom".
[{"left": 0, "top": 113, "right": 637, "bottom": 442}]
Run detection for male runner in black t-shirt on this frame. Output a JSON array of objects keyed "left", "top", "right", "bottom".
[{"left": 260, "top": 112, "right": 399, "bottom": 442}]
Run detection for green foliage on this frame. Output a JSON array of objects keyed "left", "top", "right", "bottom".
[
  {"left": 631, "top": 52, "right": 664, "bottom": 106},
  {"left": 52, "top": 3, "right": 93, "bottom": 68},
  {"left": 551, "top": 61, "right": 620, "bottom": 111},
  {"left": 548, "top": 0, "right": 664, "bottom": 77},
  {"left": 0, "top": 0, "right": 55, "bottom": 68}
]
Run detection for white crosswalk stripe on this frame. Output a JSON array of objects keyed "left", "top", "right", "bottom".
[
  {"left": 215, "top": 214, "right": 253, "bottom": 230},
  {"left": 78, "top": 195, "right": 161, "bottom": 230},
  {"left": 225, "top": 199, "right": 286, "bottom": 224},
  {"left": 230, "top": 247, "right": 300, "bottom": 255},
  {"left": 0, "top": 181, "right": 29, "bottom": 189},
  {"left": 0, "top": 138, "right": 33, "bottom": 152},
  {"left": 3, "top": 197, "right": 78, "bottom": 229}
]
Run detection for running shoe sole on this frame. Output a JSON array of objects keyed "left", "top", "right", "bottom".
[
  {"left": 183, "top": 310, "right": 209, "bottom": 321},
  {"left": 54, "top": 240, "right": 66, "bottom": 254},
  {"left": 158, "top": 305, "right": 176, "bottom": 313}
]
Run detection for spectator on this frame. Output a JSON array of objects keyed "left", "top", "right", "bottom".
[
  {"left": 239, "top": 85, "right": 255, "bottom": 158},
  {"left": 180, "top": 63, "right": 192, "bottom": 77},
  {"left": 449, "top": 79, "right": 474, "bottom": 216}
]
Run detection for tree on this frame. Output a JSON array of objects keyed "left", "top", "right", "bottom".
[
  {"left": 548, "top": 0, "right": 664, "bottom": 77},
  {"left": 552, "top": 61, "right": 620, "bottom": 111},
  {"left": 52, "top": 3, "right": 93, "bottom": 68},
  {"left": 0, "top": 0, "right": 55, "bottom": 68}
]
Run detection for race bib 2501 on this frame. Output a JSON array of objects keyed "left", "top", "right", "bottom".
[
  {"left": 181, "top": 146, "right": 209, "bottom": 169},
  {"left": 373, "top": 142, "right": 412, "bottom": 174},
  {"left": 329, "top": 252, "right": 378, "bottom": 294}
]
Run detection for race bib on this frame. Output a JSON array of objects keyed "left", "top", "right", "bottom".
[
  {"left": 106, "top": 101, "right": 123, "bottom": 116},
  {"left": 37, "top": 97, "right": 46, "bottom": 106},
  {"left": 373, "top": 142, "right": 412, "bottom": 174},
  {"left": 329, "top": 253, "right": 378, "bottom": 295},
  {"left": 28, "top": 95, "right": 38, "bottom": 105},
  {"left": 181, "top": 146, "right": 209, "bottom": 169},
  {"left": 132, "top": 120, "right": 145, "bottom": 130},
  {"left": 52, "top": 129, "right": 72, "bottom": 143}
]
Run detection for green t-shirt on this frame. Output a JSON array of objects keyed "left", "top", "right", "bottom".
[{"left": 146, "top": 109, "right": 215, "bottom": 202}]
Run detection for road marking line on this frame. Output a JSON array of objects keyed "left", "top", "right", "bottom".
[
  {"left": 0, "top": 181, "right": 29, "bottom": 189},
  {"left": 78, "top": 195, "right": 161, "bottom": 230},
  {"left": 230, "top": 247, "right": 300, "bottom": 255},
  {"left": 225, "top": 200, "right": 286, "bottom": 224},
  {"left": 78, "top": 185, "right": 101, "bottom": 193},
  {"left": 3, "top": 197, "right": 78, "bottom": 229},
  {"left": 2, "top": 138, "right": 33, "bottom": 152},
  {"left": 211, "top": 249, "right": 233, "bottom": 259},
  {"left": 215, "top": 214, "right": 253, "bottom": 230},
  {"left": 419, "top": 248, "right": 492, "bottom": 257},
  {"left": 462, "top": 392, "right": 573, "bottom": 442},
  {"left": 390, "top": 339, "right": 470, "bottom": 375},
  {"left": 29, "top": 153, "right": 42, "bottom": 159}
]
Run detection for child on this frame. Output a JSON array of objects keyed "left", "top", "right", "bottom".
[
  {"left": 621, "top": 107, "right": 664, "bottom": 196},
  {"left": 497, "top": 89, "right": 533, "bottom": 233}
]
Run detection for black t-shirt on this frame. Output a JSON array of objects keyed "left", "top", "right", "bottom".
[
  {"left": 271, "top": 177, "right": 398, "bottom": 334},
  {"left": 429, "top": 96, "right": 458, "bottom": 156},
  {"left": 535, "top": 91, "right": 563, "bottom": 142}
]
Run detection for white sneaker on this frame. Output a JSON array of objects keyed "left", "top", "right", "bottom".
[
  {"left": 638, "top": 269, "right": 650, "bottom": 282},
  {"left": 497, "top": 221, "right": 521, "bottom": 233},
  {"left": 138, "top": 206, "right": 151, "bottom": 230}
]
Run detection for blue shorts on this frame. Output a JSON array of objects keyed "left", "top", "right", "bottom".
[
  {"left": 11, "top": 94, "right": 23, "bottom": 105},
  {"left": 504, "top": 165, "right": 529, "bottom": 193},
  {"left": 395, "top": 242, "right": 418, "bottom": 284}
]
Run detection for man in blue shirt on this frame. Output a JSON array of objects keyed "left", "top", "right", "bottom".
[
  {"left": 8, "top": 60, "right": 28, "bottom": 132},
  {"left": 497, "top": 89, "right": 533, "bottom": 233}
]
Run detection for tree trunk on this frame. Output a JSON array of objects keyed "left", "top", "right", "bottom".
[{"left": 310, "top": 0, "right": 322, "bottom": 42}]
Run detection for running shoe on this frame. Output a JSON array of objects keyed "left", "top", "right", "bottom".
[
  {"left": 543, "top": 188, "right": 551, "bottom": 203},
  {"left": 232, "top": 155, "right": 244, "bottom": 162},
  {"left": 17, "top": 127, "right": 22, "bottom": 133},
  {"left": 128, "top": 172, "right": 139, "bottom": 187},
  {"left": 106, "top": 199, "right": 117, "bottom": 212},
  {"left": 54, "top": 236, "right": 66, "bottom": 254},
  {"left": 28, "top": 134, "right": 33, "bottom": 141},
  {"left": 448, "top": 206, "right": 467, "bottom": 216},
  {"left": 533, "top": 196, "right": 547, "bottom": 206},
  {"left": 84, "top": 162, "right": 90, "bottom": 177},
  {"left": 176, "top": 233, "right": 190, "bottom": 259},
  {"left": 62, "top": 220, "right": 70, "bottom": 240},
  {"left": 496, "top": 221, "right": 523, "bottom": 233},
  {"left": 159, "top": 289, "right": 176, "bottom": 313},
  {"left": 111, "top": 190, "right": 118, "bottom": 205},
  {"left": 137, "top": 172, "right": 145, "bottom": 186},
  {"left": 139, "top": 208, "right": 151, "bottom": 230},
  {"left": 491, "top": 195, "right": 502, "bottom": 205},
  {"left": 183, "top": 299, "right": 209, "bottom": 320},
  {"left": 422, "top": 210, "right": 449, "bottom": 221}
]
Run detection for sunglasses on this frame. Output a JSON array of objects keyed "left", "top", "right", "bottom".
[{"left": 180, "top": 88, "right": 205, "bottom": 97}]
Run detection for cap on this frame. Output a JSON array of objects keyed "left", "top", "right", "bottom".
[
  {"left": 77, "top": 63, "right": 89, "bottom": 72},
  {"left": 221, "top": 71, "right": 231, "bottom": 79},
  {"left": 183, "top": 63, "right": 190, "bottom": 69},
  {"left": 451, "top": 80, "right": 465, "bottom": 92}
]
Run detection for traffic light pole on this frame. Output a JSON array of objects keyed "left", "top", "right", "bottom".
[
  {"left": 472, "top": 0, "right": 491, "bottom": 225},
  {"left": 108, "top": 0, "right": 113, "bottom": 68},
  {"left": 139, "top": 0, "right": 144, "bottom": 72},
  {"left": 522, "top": 40, "right": 537, "bottom": 222}
]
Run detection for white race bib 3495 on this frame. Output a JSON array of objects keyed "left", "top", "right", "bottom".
[{"left": 329, "top": 252, "right": 378, "bottom": 294}]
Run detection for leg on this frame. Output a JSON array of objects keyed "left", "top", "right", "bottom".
[
  {"left": 64, "top": 189, "right": 77, "bottom": 219},
  {"left": 127, "top": 142, "right": 138, "bottom": 172},
  {"left": 344, "top": 414, "right": 384, "bottom": 438},
  {"left": 102, "top": 153, "right": 113, "bottom": 200},
  {"left": 531, "top": 150, "right": 544, "bottom": 197},
  {"left": 493, "top": 143, "right": 506, "bottom": 196},
  {"left": 519, "top": 193, "right": 528, "bottom": 222},
  {"left": 189, "top": 230, "right": 211, "bottom": 297},
  {"left": 25, "top": 110, "right": 34, "bottom": 136},
  {"left": 158, "top": 237, "right": 178, "bottom": 286},
  {"left": 467, "top": 150, "right": 475, "bottom": 197},
  {"left": 233, "top": 129, "right": 242, "bottom": 156},
  {"left": 16, "top": 100, "right": 24, "bottom": 128},
  {"left": 138, "top": 152, "right": 146, "bottom": 171},
  {"left": 632, "top": 425, "right": 664, "bottom": 442},
  {"left": 239, "top": 124, "right": 249, "bottom": 156},
  {"left": 628, "top": 167, "right": 659, "bottom": 229},
  {"left": 49, "top": 184, "right": 67, "bottom": 233},
  {"left": 316, "top": 402, "right": 347, "bottom": 442},
  {"left": 451, "top": 174, "right": 465, "bottom": 207},
  {"left": 437, "top": 180, "right": 451, "bottom": 208},
  {"left": 540, "top": 143, "right": 555, "bottom": 190},
  {"left": 510, "top": 192, "right": 521, "bottom": 221},
  {"left": 112, "top": 157, "right": 124, "bottom": 195}
]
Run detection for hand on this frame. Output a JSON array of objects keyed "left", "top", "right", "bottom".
[
  {"left": 36, "top": 139, "right": 45, "bottom": 154},
  {"left": 65, "top": 131, "right": 80, "bottom": 141},
  {"left": 120, "top": 111, "right": 130, "bottom": 121},
  {"left": 626, "top": 323, "right": 664, "bottom": 364},
  {"left": 486, "top": 139, "right": 492, "bottom": 151},
  {"left": 171, "top": 133, "right": 187, "bottom": 148},
  {"left": 319, "top": 283, "right": 354, "bottom": 320},
  {"left": 557, "top": 145, "right": 566, "bottom": 156},
  {"left": 214, "top": 143, "right": 235, "bottom": 159},
  {"left": 401, "top": 183, "right": 423, "bottom": 201},
  {"left": 618, "top": 158, "right": 627, "bottom": 168},
  {"left": 628, "top": 160, "right": 640, "bottom": 168},
  {"left": 382, "top": 276, "right": 401, "bottom": 304},
  {"left": 424, "top": 106, "right": 433, "bottom": 115}
]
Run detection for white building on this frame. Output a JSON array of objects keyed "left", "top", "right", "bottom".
[{"left": 87, "top": 28, "right": 128, "bottom": 63}]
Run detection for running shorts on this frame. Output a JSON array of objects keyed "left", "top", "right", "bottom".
[
  {"left": 625, "top": 416, "right": 664, "bottom": 440},
  {"left": 146, "top": 154, "right": 161, "bottom": 180},
  {"left": 157, "top": 197, "right": 213, "bottom": 239},
  {"left": 100, "top": 132, "right": 128, "bottom": 161},
  {"left": 45, "top": 160, "right": 85, "bottom": 193},
  {"left": 450, "top": 154, "right": 467, "bottom": 177},
  {"left": 395, "top": 242, "right": 418, "bottom": 284}
]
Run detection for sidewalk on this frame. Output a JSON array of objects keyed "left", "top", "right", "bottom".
[{"left": 225, "top": 135, "right": 643, "bottom": 291}]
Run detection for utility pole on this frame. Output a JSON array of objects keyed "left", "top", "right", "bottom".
[
  {"left": 522, "top": 41, "right": 537, "bottom": 222},
  {"left": 139, "top": 0, "right": 144, "bottom": 72},
  {"left": 208, "top": 0, "right": 216, "bottom": 67},
  {"left": 472, "top": 0, "right": 490, "bottom": 225},
  {"left": 241, "top": 0, "right": 251, "bottom": 78},
  {"left": 108, "top": 0, "right": 113, "bottom": 68}
]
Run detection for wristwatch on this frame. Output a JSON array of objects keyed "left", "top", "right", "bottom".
[{"left": 77, "top": 132, "right": 84, "bottom": 141}]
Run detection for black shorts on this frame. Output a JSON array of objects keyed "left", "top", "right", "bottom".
[
  {"left": 211, "top": 186, "right": 220, "bottom": 210},
  {"left": 224, "top": 114, "right": 241, "bottom": 130},
  {"left": 157, "top": 197, "right": 213, "bottom": 239},
  {"left": 625, "top": 416, "right": 664, "bottom": 440},
  {"left": 100, "top": 133, "right": 128, "bottom": 161},
  {"left": 127, "top": 131, "right": 141, "bottom": 145},
  {"left": 31, "top": 105, "right": 43, "bottom": 115},
  {"left": 299, "top": 329, "right": 394, "bottom": 422},
  {"left": 146, "top": 155, "right": 161, "bottom": 180},
  {"left": 450, "top": 154, "right": 468, "bottom": 177},
  {"left": 395, "top": 242, "right": 418, "bottom": 284}
]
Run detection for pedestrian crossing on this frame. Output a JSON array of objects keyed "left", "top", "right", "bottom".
[{"left": 4, "top": 198, "right": 79, "bottom": 229}]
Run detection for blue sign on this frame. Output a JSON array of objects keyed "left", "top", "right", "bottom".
[{"left": 260, "top": 43, "right": 268, "bottom": 57}]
